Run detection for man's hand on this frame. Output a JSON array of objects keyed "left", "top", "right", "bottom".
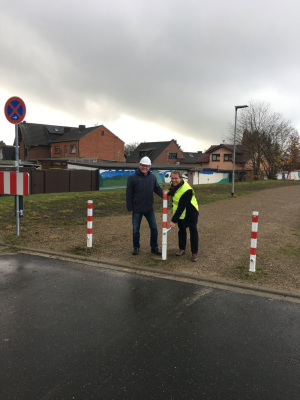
[{"left": 169, "top": 221, "right": 176, "bottom": 229}]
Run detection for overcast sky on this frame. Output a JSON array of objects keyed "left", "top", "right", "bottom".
[{"left": 1, "top": 0, "right": 300, "bottom": 152}]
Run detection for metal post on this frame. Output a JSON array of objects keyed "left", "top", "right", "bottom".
[
  {"left": 87, "top": 200, "right": 93, "bottom": 247},
  {"left": 15, "top": 124, "right": 20, "bottom": 236},
  {"left": 231, "top": 108, "right": 238, "bottom": 197},
  {"left": 162, "top": 192, "right": 168, "bottom": 260},
  {"left": 231, "top": 105, "right": 248, "bottom": 197},
  {"left": 250, "top": 212, "right": 259, "bottom": 272}
]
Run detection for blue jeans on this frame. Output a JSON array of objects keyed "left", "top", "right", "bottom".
[{"left": 132, "top": 211, "right": 158, "bottom": 249}]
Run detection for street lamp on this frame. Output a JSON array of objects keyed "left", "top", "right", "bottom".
[{"left": 231, "top": 105, "right": 248, "bottom": 197}]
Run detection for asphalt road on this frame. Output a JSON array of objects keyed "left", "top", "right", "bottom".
[{"left": 1, "top": 252, "right": 300, "bottom": 400}]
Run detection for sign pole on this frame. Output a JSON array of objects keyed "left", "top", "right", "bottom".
[
  {"left": 15, "top": 124, "right": 20, "bottom": 236},
  {"left": 4, "top": 96, "right": 26, "bottom": 236}
]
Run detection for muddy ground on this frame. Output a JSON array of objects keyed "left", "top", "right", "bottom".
[{"left": 2, "top": 185, "right": 300, "bottom": 293}]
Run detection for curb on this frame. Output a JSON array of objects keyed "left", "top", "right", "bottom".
[{"left": 1, "top": 242, "right": 300, "bottom": 300}]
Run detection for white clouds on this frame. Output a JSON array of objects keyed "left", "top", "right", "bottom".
[{"left": 1, "top": 0, "right": 300, "bottom": 150}]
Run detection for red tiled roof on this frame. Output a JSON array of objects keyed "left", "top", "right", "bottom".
[
  {"left": 196, "top": 143, "right": 250, "bottom": 164},
  {"left": 205, "top": 145, "right": 218, "bottom": 153}
]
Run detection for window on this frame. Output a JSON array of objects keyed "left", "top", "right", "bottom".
[
  {"left": 212, "top": 154, "right": 220, "bottom": 161},
  {"left": 70, "top": 145, "right": 76, "bottom": 154},
  {"left": 55, "top": 146, "right": 60, "bottom": 154},
  {"left": 139, "top": 151, "right": 147, "bottom": 158},
  {"left": 168, "top": 152, "right": 177, "bottom": 159},
  {"left": 25, "top": 148, "right": 28, "bottom": 157},
  {"left": 101, "top": 131, "right": 105, "bottom": 136},
  {"left": 224, "top": 154, "right": 232, "bottom": 161}
]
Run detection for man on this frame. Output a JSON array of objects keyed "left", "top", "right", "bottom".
[
  {"left": 126, "top": 157, "right": 163, "bottom": 256},
  {"left": 168, "top": 170, "right": 199, "bottom": 262}
]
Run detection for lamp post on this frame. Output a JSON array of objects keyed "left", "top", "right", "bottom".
[{"left": 231, "top": 105, "right": 248, "bottom": 197}]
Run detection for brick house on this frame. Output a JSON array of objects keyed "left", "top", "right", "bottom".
[
  {"left": 50, "top": 125, "right": 124, "bottom": 161},
  {"left": 126, "top": 140, "right": 200, "bottom": 165},
  {"left": 196, "top": 144, "right": 251, "bottom": 171},
  {"left": 18, "top": 122, "right": 124, "bottom": 168}
]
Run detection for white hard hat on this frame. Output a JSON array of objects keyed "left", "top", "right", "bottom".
[{"left": 140, "top": 156, "right": 151, "bottom": 165}]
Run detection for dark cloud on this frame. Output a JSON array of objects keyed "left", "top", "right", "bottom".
[{"left": 1, "top": 0, "right": 300, "bottom": 148}]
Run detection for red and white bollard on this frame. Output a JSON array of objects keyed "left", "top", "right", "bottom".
[
  {"left": 162, "top": 192, "right": 168, "bottom": 260},
  {"left": 249, "top": 211, "right": 259, "bottom": 272},
  {"left": 87, "top": 200, "right": 93, "bottom": 248}
]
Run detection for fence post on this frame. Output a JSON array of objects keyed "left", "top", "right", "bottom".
[
  {"left": 87, "top": 200, "right": 93, "bottom": 247},
  {"left": 162, "top": 192, "right": 168, "bottom": 260},
  {"left": 249, "top": 211, "right": 259, "bottom": 272}
]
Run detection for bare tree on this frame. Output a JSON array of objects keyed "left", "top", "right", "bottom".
[
  {"left": 125, "top": 142, "right": 139, "bottom": 155},
  {"left": 228, "top": 101, "right": 296, "bottom": 179}
]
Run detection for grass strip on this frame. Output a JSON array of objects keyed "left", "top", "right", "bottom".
[{"left": 1, "top": 180, "right": 300, "bottom": 231}]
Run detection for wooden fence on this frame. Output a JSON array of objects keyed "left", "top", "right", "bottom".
[{"left": 0, "top": 168, "right": 98, "bottom": 195}]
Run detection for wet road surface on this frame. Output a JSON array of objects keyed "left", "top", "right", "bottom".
[{"left": 1, "top": 252, "right": 300, "bottom": 400}]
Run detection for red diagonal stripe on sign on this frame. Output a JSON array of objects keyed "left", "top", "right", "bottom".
[{"left": 8, "top": 102, "right": 22, "bottom": 118}]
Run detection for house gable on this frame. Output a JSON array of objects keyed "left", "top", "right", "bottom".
[
  {"left": 50, "top": 125, "right": 125, "bottom": 162},
  {"left": 197, "top": 143, "right": 251, "bottom": 170},
  {"left": 126, "top": 140, "right": 185, "bottom": 164}
]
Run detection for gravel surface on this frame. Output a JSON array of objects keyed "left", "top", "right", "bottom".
[{"left": 2, "top": 185, "right": 300, "bottom": 292}]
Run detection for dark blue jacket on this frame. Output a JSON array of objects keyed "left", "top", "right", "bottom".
[{"left": 126, "top": 169, "right": 163, "bottom": 213}]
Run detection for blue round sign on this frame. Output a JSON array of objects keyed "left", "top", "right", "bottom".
[{"left": 4, "top": 96, "right": 26, "bottom": 124}]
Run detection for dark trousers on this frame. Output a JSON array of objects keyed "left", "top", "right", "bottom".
[
  {"left": 178, "top": 221, "right": 198, "bottom": 254},
  {"left": 132, "top": 211, "right": 158, "bottom": 249}
]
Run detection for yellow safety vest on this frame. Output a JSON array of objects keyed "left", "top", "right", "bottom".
[{"left": 172, "top": 180, "right": 198, "bottom": 219}]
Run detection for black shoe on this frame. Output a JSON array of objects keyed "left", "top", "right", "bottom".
[
  {"left": 151, "top": 248, "right": 162, "bottom": 256},
  {"left": 132, "top": 248, "right": 139, "bottom": 255}
]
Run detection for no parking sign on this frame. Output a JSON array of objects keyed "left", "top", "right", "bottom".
[
  {"left": 4, "top": 96, "right": 27, "bottom": 236},
  {"left": 4, "top": 96, "right": 26, "bottom": 124}
]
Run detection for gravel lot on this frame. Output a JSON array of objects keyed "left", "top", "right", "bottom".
[{"left": 2, "top": 184, "right": 299, "bottom": 293}]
